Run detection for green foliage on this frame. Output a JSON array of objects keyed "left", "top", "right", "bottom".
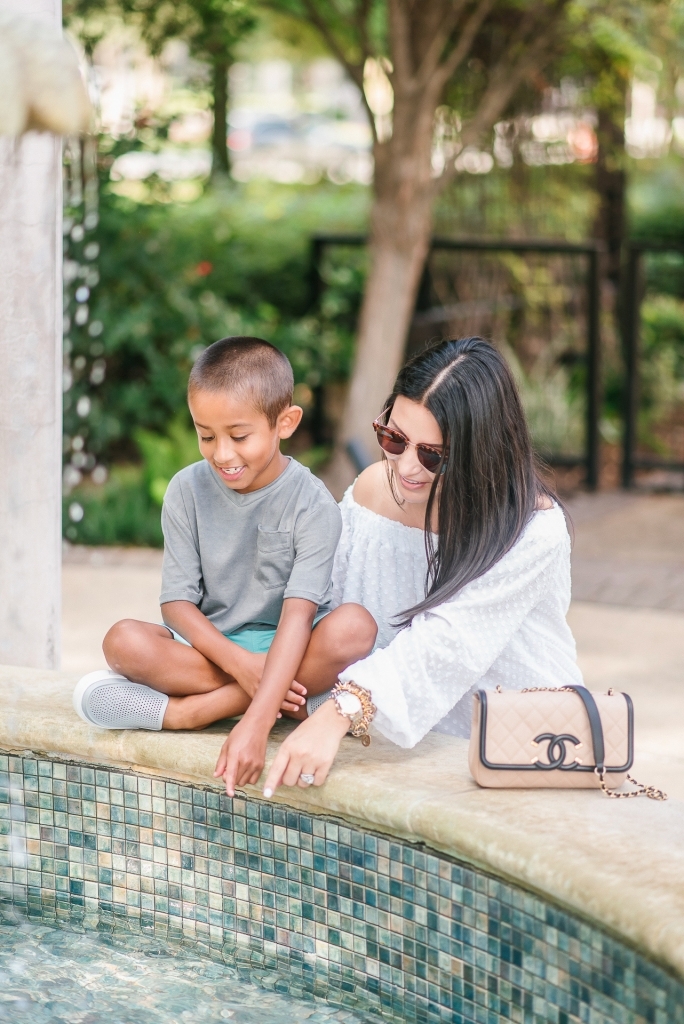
[
  {"left": 121, "top": 0, "right": 254, "bottom": 60},
  {"left": 64, "top": 0, "right": 256, "bottom": 70},
  {"left": 640, "top": 295, "right": 684, "bottom": 439},
  {"left": 294, "top": 445, "right": 333, "bottom": 471},
  {"left": 63, "top": 0, "right": 123, "bottom": 54},
  {"left": 435, "top": 162, "right": 597, "bottom": 241},
  {"left": 630, "top": 164, "right": 684, "bottom": 249},
  {"left": 64, "top": 466, "right": 164, "bottom": 547},
  {"left": 504, "top": 345, "right": 585, "bottom": 458},
  {"left": 626, "top": 161, "right": 684, "bottom": 454},
  {"left": 629, "top": 164, "right": 684, "bottom": 305},
  {"left": 63, "top": 139, "right": 368, "bottom": 471},
  {"left": 266, "top": 0, "right": 387, "bottom": 71},
  {"left": 135, "top": 415, "right": 201, "bottom": 505},
  {"left": 643, "top": 295, "right": 684, "bottom": 361},
  {"left": 638, "top": 294, "right": 684, "bottom": 421}
]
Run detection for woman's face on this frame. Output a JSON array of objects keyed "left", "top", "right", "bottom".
[{"left": 384, "top": 395, "right": 444, "bottom": 506}]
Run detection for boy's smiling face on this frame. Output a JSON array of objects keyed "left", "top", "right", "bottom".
[{"left": 188, "top": 388, "right": 302, "bottom": 494}]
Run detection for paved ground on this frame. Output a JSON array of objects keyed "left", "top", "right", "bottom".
[
  {"left": 566, "top": 491, "right": 684, "bottom": 611},
  {"left": 62, "top": 491, "right": 684, "bottom": 792},
  {"left": 63, "top": 544, "right": 163, "bottom": 674}
]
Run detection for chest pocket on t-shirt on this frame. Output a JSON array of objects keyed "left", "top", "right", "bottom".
[{"left": 255, "top": 527, "right": 292, "bottom": 590}]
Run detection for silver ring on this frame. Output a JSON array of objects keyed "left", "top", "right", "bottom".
[{"left": 299, "top": 773, "right": 315, "bottom": 786}]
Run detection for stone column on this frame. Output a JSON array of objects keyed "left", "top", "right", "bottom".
[{"left": 0, "top": 0, "right": 63, "bottom": 668}]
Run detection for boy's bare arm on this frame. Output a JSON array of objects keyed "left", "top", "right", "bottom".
[
  {"left": 162, "top": 600, "right": 259, "bottom": 688},
  {"left": 213, "top": 598, "right": 317, "bottom": 796},
  {"left": 161, "top": 600, "right": 305, "bottom": 711}
]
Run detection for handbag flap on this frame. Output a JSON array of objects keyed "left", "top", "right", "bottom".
[{"left": 477, "top": 689, "right": 633, "bottom": 773}]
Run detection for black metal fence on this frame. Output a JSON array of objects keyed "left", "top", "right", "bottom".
[
  {"left": 310, "top": 233, "right": 602, "bottom": 488},
  {"left": 622, "top": 242, "right": 684, "bottom": 488}
]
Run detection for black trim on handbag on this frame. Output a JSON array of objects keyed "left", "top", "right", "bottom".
[
  {"left": 470, "top": 685, "right": 667, "bottom": 800},
  {"left": 477, "top": 685, "right": 634, "bottom": 775}
]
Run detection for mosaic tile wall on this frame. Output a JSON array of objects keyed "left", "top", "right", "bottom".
[{"left": 1, "top": 751, "right": 683, "bottom": 1024}]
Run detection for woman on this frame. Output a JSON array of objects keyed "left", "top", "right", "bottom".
[{"left": 259, "top": 336, "right": 583, "bottom": 796}]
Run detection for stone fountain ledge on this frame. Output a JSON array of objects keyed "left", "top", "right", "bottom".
[{"left": 2, "top": 663, "right": 684, "bottom": 982}]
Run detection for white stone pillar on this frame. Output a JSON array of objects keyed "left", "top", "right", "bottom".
[{"left": 0, "top": 0, "right": 63, "bottom": 668}]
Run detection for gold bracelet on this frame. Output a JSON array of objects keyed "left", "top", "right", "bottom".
[{"left": 331, "top": 681, "right": 376, "bottom": 746}]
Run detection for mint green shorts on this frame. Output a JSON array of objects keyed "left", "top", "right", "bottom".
[
  {"left": 164, "top": 623, "right": 276, "bottom": 655},
  {"left": 163, "top": 613, "right": 328, "bottom": 656}
]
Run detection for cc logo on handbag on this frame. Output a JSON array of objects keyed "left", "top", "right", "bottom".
[{"left": 532, "top": 733, "right": 581, "bottom": 770}]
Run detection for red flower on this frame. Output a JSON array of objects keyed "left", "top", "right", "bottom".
[{"left": 195, "top": 261, "right": 213, "bottom": 277}]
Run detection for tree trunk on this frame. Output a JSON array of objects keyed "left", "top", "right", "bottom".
[
  {"left": 594, "top": 81, "right": 628, "bottom": 310},
  {"left": 340, "top": 78, "right": 439, "bottom": 457},
  {"left": 332, "top": 1, "right": 570, "bottom": 472},
  {"left": 342, "top": 193, "right": 434, "bottom": 455},
  {"left": 211, "top": 58, "right": 230, "bottom": 180}
]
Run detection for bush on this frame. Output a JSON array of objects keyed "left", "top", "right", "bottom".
[
  {"left": 64, "top": 149, "right": 369, "bottom": 471},
  {"left": 630, "top": 162, "right": 684, "bottom": 253},
  {"left": 639, "top": 295, "right": 684, "bottom": 433},
  {"left": 135, "top": 415, "right": 202, "bottom": 507},
  {"left": 64, "top": 466, "right": 164, "bottom": 547}
]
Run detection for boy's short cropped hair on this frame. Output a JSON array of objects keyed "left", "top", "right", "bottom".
[{"left": 188, "top": 336, "right": 294, "bottom": 426}]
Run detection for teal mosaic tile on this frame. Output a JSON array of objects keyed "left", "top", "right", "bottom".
[{"left": 0, "top": 751, "right": 682, "bottom": 1024}]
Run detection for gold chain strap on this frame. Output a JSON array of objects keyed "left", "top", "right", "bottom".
[
  {"left": 518, "top": 686, "right": 574, "bottom": 693},
  {"left": 596, "top": 768, "right": 667, "bottom": 801},
  {"left": 506, "top": 686, "right": 668, "bottom": 801}
]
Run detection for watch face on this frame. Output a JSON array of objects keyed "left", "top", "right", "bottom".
[{"left": 337, "top": 692, "right": 362, "bottom": 716}]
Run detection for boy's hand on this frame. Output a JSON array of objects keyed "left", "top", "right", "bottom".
[
  {"left": 214, "top": 599, "right": 318, "bottom": 796},
  {"left": 230, "top": 651, "right": 265, "bottom": 699},
  {"left": 280, "top": 681, "right": 307, "bottom": 714},
  {"left": 213, "top": 718, "right": 268, "bottom": 796},
  {"left": 231, "top": 651, "right": 306, "bottom": 714}
]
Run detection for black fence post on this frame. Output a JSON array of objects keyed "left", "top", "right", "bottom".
[
  {"left": 586, "top": 247, "right": 601, "bottom": 490},
  {"left": 621, "top": 247, "right": 642, "bottom": 489}
]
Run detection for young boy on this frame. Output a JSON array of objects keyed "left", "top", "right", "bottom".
[{"left": 73, "top": 336, "right": 377, "bottom": 796}]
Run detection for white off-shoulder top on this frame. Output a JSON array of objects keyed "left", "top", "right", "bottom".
[{"left": 332, "top": 485, "right": 583, "bottom": 748}]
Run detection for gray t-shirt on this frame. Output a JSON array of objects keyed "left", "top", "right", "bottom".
[{"left": 160, "top": 458, "right": 342, "bottom": 634}]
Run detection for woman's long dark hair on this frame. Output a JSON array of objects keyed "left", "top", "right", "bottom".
[{"left": 382, "top": 337, "right": 558, "bottom": 625}]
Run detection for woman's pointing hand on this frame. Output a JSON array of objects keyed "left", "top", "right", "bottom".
[{"left": 263, "top": 700, "right": 349, "bottom": 797}]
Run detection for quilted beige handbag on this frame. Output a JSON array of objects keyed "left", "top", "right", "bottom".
[{"left": 469, "top": 685, "right": 666, "bottom": 799}]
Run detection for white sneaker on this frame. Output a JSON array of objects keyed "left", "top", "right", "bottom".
[
  {"left": 73, "top": 670, "right": 169, "bottom": 730},
  {"left": 306, "top": 689, "right": 333, "bottom": 717}
]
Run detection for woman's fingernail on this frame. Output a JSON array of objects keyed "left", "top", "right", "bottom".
[{"left": 263, "top": 788, "right": 273, "bottom": 798}]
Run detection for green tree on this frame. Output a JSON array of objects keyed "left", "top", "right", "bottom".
[
  {"left": 65, "top": 0, "right": 256, "bottom": 179},
  {"left": 546, "top": 0, "right": 684, "bottom": 443},
  {"left": 553, "top": 3, "right": 679, "bottom": 305},
  {"left": 121, "top": 0, "right": 256, "bottom": 179},
  {"left": 266, "top": 0, "right": 582, "bottom": 465}
]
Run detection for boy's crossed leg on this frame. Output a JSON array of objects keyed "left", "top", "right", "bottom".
[{"left": 97, "top": 603, "right": 376, "bottom": 731}]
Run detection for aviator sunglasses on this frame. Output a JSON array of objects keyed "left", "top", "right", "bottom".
[{"left": 372, "top": 411, "right": 447, "bottom": 474}]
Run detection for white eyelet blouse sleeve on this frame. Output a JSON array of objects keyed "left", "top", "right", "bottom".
[{"left": 338, "top": 505, "right": 582, "bottom": 748}]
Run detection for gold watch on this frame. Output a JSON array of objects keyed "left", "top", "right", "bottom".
[{"left": 331, "top": 681, "right": 376, "bottom": 746}]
